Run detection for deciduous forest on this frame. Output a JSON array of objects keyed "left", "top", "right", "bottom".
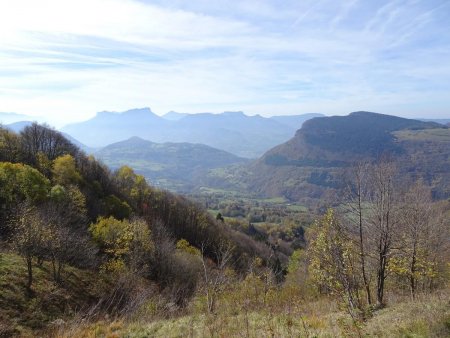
[{"left": 1, "top": 123, "right": 449, "bottom": 337}]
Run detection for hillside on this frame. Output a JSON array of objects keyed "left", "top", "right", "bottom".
[
  {"left": 61, "top": 108, "right": 318, "bottom": 158},
  {"left": 96, "top": 137, "right": 248, "bottom": 191},
  {"left": 209, "top": 112, "right": 450, "bottom": 204},
  {"left": 1, "top": 122, "right": 449, "bottom": 338},
  {"left": 0, "top": 252, "right": 111, "bottom": 336},
  {"left": 0, "top": 122, "right": 283, "bottom": 335}
]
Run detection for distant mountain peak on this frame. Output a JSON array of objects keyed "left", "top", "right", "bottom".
[
  {"left": 61, "top": 109, "right": 320, "bottom": 156},
  {"left": 124, "top": 107, "right": 154, "bottom": 115},
  {"left": 349, "top": 111, "right": 378, "bottom": 116},
  {"left": 96, "top": 107, "right": 154, "bottom": 117},
  {"left": 114, "top": 136, "right": 156, "bottom": 145},
  {"left": 127, "top": 136, "right": 147, "bottom": 142},
  {"left": 163, "top": 111, "right": 189, "bottom": 121},
  {"left": 222, "top": 111, "right": 246, "bottom": 116}
]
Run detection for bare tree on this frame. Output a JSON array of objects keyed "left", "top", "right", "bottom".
[
  {"left": 344, "top": 161, "right": 373, "bottom": 306},
  {"left": 396, "top": 181, "right": 449, "bottom": 299},
  {"left": 11, "top": 203, "right": 48, "bottom": 291},
  {"left": 201, "top": 241, "right": 234, "bottom": 314},
  {"left": 20, "top": 123, "right": 77, "bottom": 164},
  {"left": 366, "top": 160, "right": 399, "bottom": 307}
]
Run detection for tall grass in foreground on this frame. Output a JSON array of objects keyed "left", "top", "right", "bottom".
[{"left": 51, "top": 288, "right": 449, "bottom": 338}]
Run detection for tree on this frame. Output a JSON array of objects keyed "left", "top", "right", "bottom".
[
  {"left": 20, "top": 123, "right": 77, "bottom": 165},
  {"left": 90, "top": 216, "right": 133, "bottom": 272},
  {"left": 102, "top": 195, "right": 132, "bottom": 220},
  {"left": 43, "top": 186, "right": 93, "bottom": 282},
  {"left": 390, "top": 181, "right": 448, "bottom": 299},
  {"left": 52, "top": 154, "right": 82, "bottom": 186},
  {"left": 308, "top": 209, "right": 363, "bottom": 319},
  {"left": 366, "top": 160, "right": 399, "bottom": 307},
  {"left": 89, "top": 216, "right": 153, "bottom": 274},
  {"left": 344, "top": 161, "right": 372, "bottom": 305},
  {"left": 128, "top": 218, "right": 153, "bottom": 274},
  {"left": 216, "top": 212, "right": 224, "bottom": 222},
  {"left": 11, "top": 204, "right": 49, "bottom": 290},
  {"left": 0, "top": 162, "right": 50, "bottom": 237},
  {"left": 0, "top": 127, "right": 21, "bottom": 162},
  {"left": 0, "top": 162, "right": 50, "bottom": 203},
  {"left": 114, "top": 166, "right": 150, "bottom": 210},
  {"left": 201, "top": 241, "right": 234, "bottom": 314}
]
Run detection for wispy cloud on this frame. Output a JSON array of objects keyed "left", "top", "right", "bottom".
[{"left": 0, "top": 0, "right": 449, "bottom": 125}]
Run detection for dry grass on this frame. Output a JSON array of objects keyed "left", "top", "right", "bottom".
[
  {"left": 51, "top": 290, "right": 450, "bottom": 338},
  {"left": 0, "top": 252, "right": 108, "bottom": 337},
  {"left": 3, "top": 249, "right": 448, "bottom": 338}
]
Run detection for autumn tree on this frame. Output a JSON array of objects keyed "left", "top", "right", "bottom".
[
  {"left": 52, "top": 154, "right": 82, "bottom": 186},
  {"left": 0, "top": 162, "right": 50, "bottom": 237},
  {"left": 308, "top": 209, "right": 363, "bottom": 319},
  {"left": 11, "top": 204, "right": 49, "bottom": 290},
  {"left": 41, "top": 185, "right": 93, "bottom": 282},
  {"left": 114, "top": 165, "right": 150, "bottom": 210},
  {"left": 89, "top": 216, "right": 153, "bottom": 274},
  {"left": 0, "top": 126, "right": 21, "bottom": 162},
  {"left": 389, "top": 181, "right": 449, "bottom": 299}
]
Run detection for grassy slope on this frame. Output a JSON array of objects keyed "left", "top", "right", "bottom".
[
  {"left": 1, "top": 251, "right": 448, "bottom": 337},
  {"left": 0, "top": 252, "right": 107, "bottom": 337},
  {"left": 54, "top": 292, "right": 450, "bottom": 338}
]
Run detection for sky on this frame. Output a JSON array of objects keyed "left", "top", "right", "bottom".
[{"left": 0, "top": 0, "right": 449, "bottom": 126}]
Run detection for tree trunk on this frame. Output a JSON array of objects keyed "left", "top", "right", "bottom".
[
  {"left": 376, "top": 248, "right": 387, "bottom": 306},
  {"left": 358, "top": 192, "right": 372, "bottom": 305},
  {"left": 57, "top": 261, "right": 63, "bottom": 283},
  {"left": 26, "top": 256, "right": 33, "bottom": 290},
  {"left": 410, "top": 241, "right": 417, "bottom": 300}
]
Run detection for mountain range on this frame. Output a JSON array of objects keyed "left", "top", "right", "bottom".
[
  {"left": 203, "top": 112, "right": 450, "bottom": 204},
  {"left": 61, "top": 108, "right": 323, "bottom": 158},
  {"left": 3, "top": 110, "right": 450, "bottom": 202}
]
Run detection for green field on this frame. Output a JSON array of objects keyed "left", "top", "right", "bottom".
[{"left": 394, "top": 128, "right": 450, "bottom": 142}]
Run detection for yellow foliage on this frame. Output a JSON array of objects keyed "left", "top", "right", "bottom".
[
  {"left": 52, "top": 154, "right": 82, "bottom": 186},
  {"left": 90, "top": 216, "right": 133, "bottom": 258},
  {"left": 176, "top": 239, "right": 201, "bottom": 256}
]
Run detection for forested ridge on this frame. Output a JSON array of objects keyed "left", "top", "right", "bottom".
[
  {"left": 242, "top": 112, "right": 450, "bottom": 205},
  {"left": 0, "top": 122, "right": 449, "bottom": 337}
]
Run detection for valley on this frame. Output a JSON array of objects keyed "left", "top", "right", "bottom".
[{"left": 1, "top": 111, "right": 449, "bottom": 338}]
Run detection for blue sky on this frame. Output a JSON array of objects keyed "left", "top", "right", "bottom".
[{"left": 0, "top": 0, "right": 449, "bottom": 125}]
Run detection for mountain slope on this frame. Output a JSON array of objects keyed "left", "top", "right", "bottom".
[
  {"left": 162, "top": 111, "right": 189, "bottom": 120},
  {"left": 169, "top": 111, "right": 294, "bottom": 158},
  {"left": 61, "top": 109, "right": 319, "bottom": 158},
  {"left": 96, "top": 137, "right": 248, "bottom": 191},
  {"left": 238, "top": 112, "right": 450, "bottom": 203},
  {"left": 419, "top": 118, "right": 450, "bottom": 125},
  {"left": 62, "top": 108, "right": 171, "bottom": 147},
  {"left": 5, "top": 121, "right": 33, "bottom": 133}
]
